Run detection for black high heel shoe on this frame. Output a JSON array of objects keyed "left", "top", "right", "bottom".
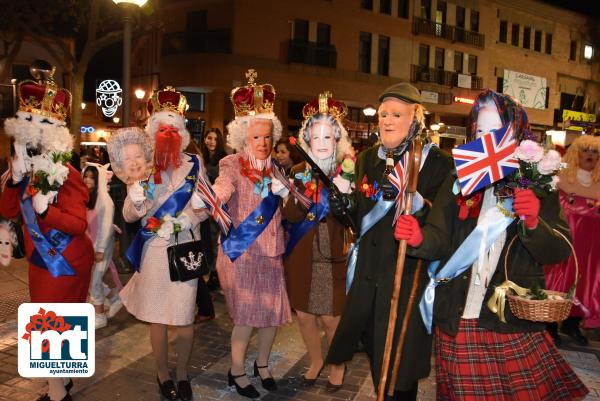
[
  {"left": 177, "top": 379, "right": 193, "bottom": 401},
  {"left": 326, "top": 364, "right": 346, "bottom": 393},
  {"left": 156, "top": 375, "right": 178, "bottom": 400},
  {"left": 253, "top": 361, "right": 277, "bottom": 391},
  {"left": 36, "top": 393, "right": 72, "bottom": 401},
  {"left": 228, "top": 370, "right": 260, "bottom": 399},
  {"left": 302, "top": 365, "right": 324, "bottom": 387}
]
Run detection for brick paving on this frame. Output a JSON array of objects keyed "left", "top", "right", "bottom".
[{"left": 0, "top": 259, "right": 598, "bottom": 401}]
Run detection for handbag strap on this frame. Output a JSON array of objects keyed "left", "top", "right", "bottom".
[{"left": 174, "top": 229, "right": 196, "bottom": 245}]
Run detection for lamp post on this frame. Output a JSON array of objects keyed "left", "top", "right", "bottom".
[
  {"left": 362, "top": 105, "right": 377, "bottom": 144},
  {"left": 113, "top": 0, "right": 148, "bottom": 127}
]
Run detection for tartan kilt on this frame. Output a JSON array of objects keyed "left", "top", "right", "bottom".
[{"left": 435, "top": 319, "right": 588, "bottom": 401}]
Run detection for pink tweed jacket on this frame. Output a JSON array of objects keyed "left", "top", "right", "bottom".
[{"left": 213, "top": 153, "right": 285, "bottom": 258}]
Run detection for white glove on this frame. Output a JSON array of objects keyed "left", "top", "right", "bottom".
[
  {"left": 333, "top": 175, "right": 352, "bottom": 194},
  {"left": 175, "top": 213, "right": 192, "bottom": 231},
  {"left": 127, "top": 182, "right": 146, "bottom": 207},
  {"left": 11, "top": 144, "right": 29, "bottom": 184},
  {"left": 32, "top": 190, "right": 57, "bottom": 215},
  {"left": 190, "top": 191, "right": 206, "bottom": 209},
  {"left": 271, "top": 177, "right": 290, "bottom": 198}
]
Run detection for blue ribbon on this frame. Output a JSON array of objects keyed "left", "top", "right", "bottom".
[
  {"left": 20, "top": 183, "right": 75, "bottom": 277},
  {"left": 221, "top": 191, "right": 280, "bottom": 261},
  {"left": 419, "top": 198, "right": 515, "bottom": 334},
  {"left": 126, "top": 155, "right": 199, "bottom": 271},
  {"left": 285, "top": 187, "right": 329, "bottom": 257},
  {"left": 346, "top": 198, "right": 394, "bottom": 293}
]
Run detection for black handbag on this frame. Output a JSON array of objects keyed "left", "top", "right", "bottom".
[{"left": 167, "top": 230, "right": 209, "bottom": 282}]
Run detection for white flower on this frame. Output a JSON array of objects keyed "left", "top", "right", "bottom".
[
  {"left": 156, "top": 221, "right": 175, "bottom": 239},
  {"left": 175, "top": 213, "right": 192, "bottom": 231},
  {"left": 537, "top": 150, "right": 562, "bottom": 175},
  {"left": 515, "top": 140, "right": 544, "bottom": 163},
  {"left": 550, "top": 175, "right": 560, "bottom": 190},
  {"left": 31, "top": 153, "right": 70, "bottom": 187}
]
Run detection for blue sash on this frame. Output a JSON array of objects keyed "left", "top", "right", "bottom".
[
  {"left": 285, "top": 187, "right": 329, "bottom": 257},
  {"left": 20, "top": 181, "right": 75, "bottom": 278},
  {"left": 221, "top": 191, "right": 280, "bottom": 262},
  {"left": 419, "top": 198, "right": 515, "bottom": 333},
  {"left": 126, "top": 155, "right": 199, "bottom": 271}
]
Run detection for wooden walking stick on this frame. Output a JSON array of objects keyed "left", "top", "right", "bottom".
[{"left": 376, "top": 137, "right": 424, "bottom": 401}]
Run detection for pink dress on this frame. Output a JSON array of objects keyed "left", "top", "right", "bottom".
[
  {"left": 545, "top": 190, "right": 600, "bottom": 328},
  {"left": 213, "top": 154, "right": 292, "bottom": 328}
]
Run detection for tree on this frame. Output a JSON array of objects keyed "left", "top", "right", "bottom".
[{"left": 0, "top": 0, "right": 153, "bottom": 150}]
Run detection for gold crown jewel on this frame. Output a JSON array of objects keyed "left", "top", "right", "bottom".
[
  {"left": 17, "top": 66, "right": 72, "bottom": 121},
  {"left": 302, "top": 91, "right": 348, "bottom": 121},
  {"left": 230, "top": 69, "right": 276, "bottom": 117},
  {"left": 319, "top": 91, "right": 332, "bottom": 114}
]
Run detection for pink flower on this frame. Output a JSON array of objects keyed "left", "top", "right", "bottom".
[
  {"left": 537, "top": 150, "right": 562, "bottom": 175},
  {"left": 515, "top": 140, "right": 544, "bottom": 163}
]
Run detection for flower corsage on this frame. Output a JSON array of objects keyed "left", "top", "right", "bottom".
[
  {"left": 146, "top": 213, "right": 192, "bottom": 240},
  {"left": 29, "top": 151, "right": 72, "bottom": 195}
]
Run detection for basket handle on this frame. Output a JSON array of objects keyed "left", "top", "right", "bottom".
[{"left": 503, "top": 227, "right": 578, "bottom": 295}]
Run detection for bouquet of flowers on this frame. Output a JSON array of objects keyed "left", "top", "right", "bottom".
[
  {"left": 507, "top": 140, "right": 562, "bottom": 197},
  {"left": 146, "top": 213, "right": 192, "bottom": 240},
  {"left": 30, "top": 151, "right": 72, "bottom": 195}
]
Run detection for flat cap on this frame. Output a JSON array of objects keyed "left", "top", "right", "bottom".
[{"left": 378, "top": 82, "right": 421, "bottom": 104}]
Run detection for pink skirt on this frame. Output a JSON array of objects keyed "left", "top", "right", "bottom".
[{"left": 216, "top": 249, "right": 292, "bottom": 328}]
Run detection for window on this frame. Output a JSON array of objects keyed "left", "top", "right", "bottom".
[
  {"left": 421, "top": 0, "right": 431, "bottom": 20},
  {"left": 468, "top": 54, "right": 477, "bottom": 75},
  {"left": 471, "top": 10, "right": 479, "bottom": 32},
  {"left": 584, "top": 44, "right": 594, "bottom": 60},
  {"left": 499, "top": 20, "right": 508, "bottom": 43},
  {"left": 361, "top": 0, "right": 373, "bottom": 10},
  {"left": 294, "top": 19, "right": 309, "bottom": 42},
  {"left": 454, "top": 51, "right": 463, "bottom": 73},
  {"left": 380, "top": 0, "right": 391, "bottom": 14},
  {"left": 359, "top": 32, "right": 372, "bottom": 73},
  {"left": 435, "top": 47, "right": 445, "bottom": 69},
  {"left": 545, "top": 33, "right": 552, "bottom": 54},
  {"left": 419, "top": 44, "right": 430, "bottom": 67},
  {"left": 511, "top": 23, "right": 519, "bottom": 46},
  {"left": 436, "top": 1, "right": 447, "bottom": 24},
  {"left": 456, "top": 6, "right": 465, "bottom": 28},
  {"left": 378, "top": 35, "right": 390, "bottom": 76},
  {"left": 398, "top": 0, "right": 409, "bottom": 18},
  {"left": 523, "top": 26, "right": 531, "bottom": 49},
  {"left": 287, "top": 101, "right": 305, "bottom": 121},
  {"left": 534, "top": 30, "right": 542, "bottom": 51},
  {"left": 570, "top": 40, "right": 577, "bottom": 60},
  {"left": 317, "top": 23, "right": 331, "bottom": 45},
  {"left": 181, "top": 92, "right": 205, "bottom": 112}
]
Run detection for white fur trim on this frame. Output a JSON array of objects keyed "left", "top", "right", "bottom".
[
  {"left": 4, "top": 112, "right": 73, "bottom": 153},
  {"left": 145, "top": 110, "right": 190, "bottom": 150},
  {"left": 226, "top": 113, "right": 282, "bottom": 152}
]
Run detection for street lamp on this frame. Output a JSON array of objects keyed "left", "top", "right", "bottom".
[
  {"left": 113, "top": 0, "right": 148, "bottom": 127},
  {"left": 134, "top": 88, "right": 146, "bottom": 100},
  {"left": 362, "top": 105, "right": 377, "bottom": 140}
]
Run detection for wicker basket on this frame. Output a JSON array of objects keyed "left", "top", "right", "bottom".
[{"left": 504, "top": 229, "right": 578, "bottom": 323}]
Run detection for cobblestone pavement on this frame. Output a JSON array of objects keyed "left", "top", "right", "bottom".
[{"left": 0, "top": 259, "right": 599, "bottom": 401}]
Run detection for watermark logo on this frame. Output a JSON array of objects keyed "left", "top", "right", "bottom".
[{"left": 18, "top": 303, "right": 95, "bottom": 377}]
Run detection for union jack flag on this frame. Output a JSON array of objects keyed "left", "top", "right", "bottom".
[
  {"left": 452, "top": 124, "right": 518, "bottom": 196},
  {"left": 387, "top": 151, "right": 410, "bottom": 223},
  {"left": 195, "top": 174, "right": 233, "bottom": 236}
]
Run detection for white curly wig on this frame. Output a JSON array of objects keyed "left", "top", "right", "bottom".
[
  {"left": 226, "top": 113, "right": 282, "bottom": 152},
  {"left": 4, "top": 111, "right": 73, "bottom": 153},
  {"left": 0, "top": 219, "right": 18, "bottom": 247},
  {"left": 298, "top": 113, "right": 354, "bottom": 163},
  {"left": 145, "top": 110, "right": 190, "bottom": 150}
]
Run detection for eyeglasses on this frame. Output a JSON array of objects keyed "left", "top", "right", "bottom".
[{"left": 80, "top": 126, "right": 96, "bottom": 134}]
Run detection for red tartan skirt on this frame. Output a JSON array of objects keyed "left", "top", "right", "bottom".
[{"left": 434, "top": 319, "right": 588, "bottom": 401}]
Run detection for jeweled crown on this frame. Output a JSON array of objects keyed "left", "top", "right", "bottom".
[
  {"left": 230, "top": 69, "right": 276, "bottom": 117},
  {"left": 302, "top": 91, "right": 347, "bottom": 121},
  {"left": 147, "top": 86, "right": 187, "bottom": 116},
  {"left": 18, "top": 70, "right": 72, "bottom": 121}
]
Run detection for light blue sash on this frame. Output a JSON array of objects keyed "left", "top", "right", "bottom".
[{"left": 419, "top": 198, "right": 515, "bottom": 333}]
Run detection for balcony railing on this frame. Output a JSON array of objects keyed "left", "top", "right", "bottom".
[
  {"left": 410, "top": 65, "right": 483, "bottom": 90},
  {"left": 413, "top": 17, "right": 485, "bottom": 48},
  {"left": 288, "top": 39, "right": 337, "bottom": 68}
]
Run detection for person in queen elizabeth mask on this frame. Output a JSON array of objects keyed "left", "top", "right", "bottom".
[
  {"left": 282, "top": 92, "right": 354, "bottom": 391},
  {"left": 116, "top": 87, "right": 209, "bottom": 401},
  {"left": 395, "top": 89, "right": 588, "bottom": 400},
  {"left": 325, "top": 83, "right": 452, "bottom": 400},
  {"left": 208, "top": 70, "right": 292, "bottom": 399}
]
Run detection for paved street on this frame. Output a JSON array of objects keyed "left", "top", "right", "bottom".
[{"left": 1, "top": 259, "right": 599, "bottom": 401}]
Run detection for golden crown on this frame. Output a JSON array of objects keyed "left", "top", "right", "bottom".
[
  {"left": 147, "top": 86, "right": 188, "bottom": 116},
  {"left": 230, "top": 69, "right": 276, "bottom": 117}
]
